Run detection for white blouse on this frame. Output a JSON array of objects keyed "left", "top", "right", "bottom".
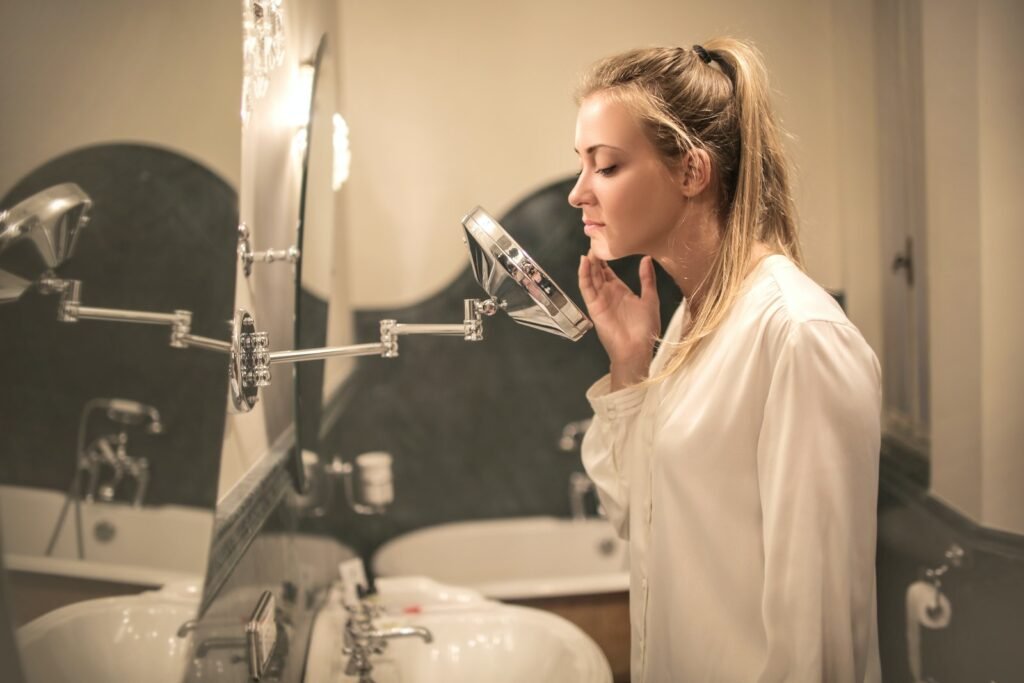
[{"left": 582, "top": 255, "right": 882, "bottom": 682}]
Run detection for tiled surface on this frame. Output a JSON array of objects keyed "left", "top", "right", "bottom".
[{"left": 877, "top": 453, "right": 1024, "bottom": 682}]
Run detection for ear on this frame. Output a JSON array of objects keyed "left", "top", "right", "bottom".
[{"left": 678, "top": 148, "right": 713, "bottom": 198}]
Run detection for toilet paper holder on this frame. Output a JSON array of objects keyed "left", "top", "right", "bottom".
[{"left": 922, "top": 543, "right": 965, "bottom": 617}]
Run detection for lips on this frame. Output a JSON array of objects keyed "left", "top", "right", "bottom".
[{"left": 583, "top": 220, "right": 605, "bottom": 237}]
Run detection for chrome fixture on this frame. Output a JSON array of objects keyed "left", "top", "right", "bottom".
[
  {"left": 462, "top": 206, "right": 592, "bottom": 341},
  {"left": 80, "top": 432, "right": 150, "bottom": 505},
  {"left": 45, "top": 398, "right": 163, "bottom": 559},
  {"left": 1, "top": 185, "right": 233, "bottom": 353},
  {"left": 342, "top": 591, "right": 433, "bottom": 683},
  {"left": 4, "top": 191, "right": 591, "bottom": 421},
  {"left": 559, "top": 418, "right": 593, "bottom": 451},
  {"left": 0, "top": 183, "right": 90, "bottom": 303},
  {"left": 227, "top": 206, "right": 592, "bottom": 411},
  {"left": 189, "top": 590, "right": 281, "bottom": 681},
  {"left": 569, "top": 472, "right": 605, "bottom": 521},
  {"left": 241, "top": 0, "right": 287, "bottom": 125},
  {"left": 923, "top": 543, "right": 965, "bottom": 619},
  {"left": 237, "top": 222, "right": 300, "bottom": 277},
  {"left": 227, "top": 296, "right": 502, "bottom": 411}
]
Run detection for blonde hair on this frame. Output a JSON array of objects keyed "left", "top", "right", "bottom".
[{"left": 575, "top": 39, "right": 802, "bottom": 380}]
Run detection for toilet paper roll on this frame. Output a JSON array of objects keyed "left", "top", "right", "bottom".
[{"left": 905, "top": 580, "right": 952, "bottom": 683}]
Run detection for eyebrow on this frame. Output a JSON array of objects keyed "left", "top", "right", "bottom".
[{"left": 573, "top": 144, "right": 625, "bottom": 155}]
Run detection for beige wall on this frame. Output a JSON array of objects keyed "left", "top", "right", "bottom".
[
  {"left": 974, "top": 0, "right": 1024, "bottom": 528},
  {"left": 976, "top": 0, "right": 1024, "bottom": 531},
  {"left": 0, "top": 2, "right": 240, "bottom": 193},
  {"left": 336, "top": 0, "right": 871, "bottom": 326},
  {"left": 921, "top": 0, "right": 1024, "bottom": 534}
]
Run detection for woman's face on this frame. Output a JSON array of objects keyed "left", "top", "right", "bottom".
[{"left": 569, "top": 92, "right": 689, "bottom": 260}]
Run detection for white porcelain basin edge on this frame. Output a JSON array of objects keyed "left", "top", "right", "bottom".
[{"left": 304, "top": 578, "right": 612, "bottom": 683}]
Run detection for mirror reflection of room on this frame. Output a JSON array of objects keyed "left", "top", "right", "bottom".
[
  {"left": 0, "top": 0, "right": 240, "bottom": 673},
  {"left": 2, "top": 1, "right": 1023, "bottom": 683}
]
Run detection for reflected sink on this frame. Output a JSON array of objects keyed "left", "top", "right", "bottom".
[
  {"left": 17, "top": 591, "right": 199, "bottom": 683},
  {"left": 305, "top": 579, "right": 611, "bottom": 683}
]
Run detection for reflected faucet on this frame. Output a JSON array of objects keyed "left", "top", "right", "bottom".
[
  {"left": 558, "top": 418, "right": 592, "bottom": 452},
  {"left": 569, "top": 471, "right": 605, "bottom": 521},
  {"left": 81, "top": 431, "right": 150, "bottom": 506},
  {"left": 45, "top": 398, "right": 163, "bottom": 559}
]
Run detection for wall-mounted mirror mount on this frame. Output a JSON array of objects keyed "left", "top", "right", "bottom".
[
  {"left": 230, "top": 205, "right": 593, "bottom": 411},
  {"left": 237, "top": 222, "right": 299, "bottom": 277},
  {"left": 229, "top": 295, "right": 504, "bottom": 411},
  {"left": 2, "top": 184, "right": 233, "bottom": 354}
]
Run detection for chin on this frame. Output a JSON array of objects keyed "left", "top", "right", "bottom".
[{"left": 588, "top": 236, "right": 618, "bottom": 261}]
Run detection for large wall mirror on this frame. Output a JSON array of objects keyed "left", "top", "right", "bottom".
[
  {"left": 293, "top": 35, "right": 339, "bottom": 488},
  {"left": 0, "top": 0, "right": 240, "bottom": 639}
]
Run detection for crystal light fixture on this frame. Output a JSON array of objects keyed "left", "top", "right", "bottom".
[{"left": 241, "top": 0, "right": 287, "bottom": 125}]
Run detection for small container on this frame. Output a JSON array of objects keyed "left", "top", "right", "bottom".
[{"left": 356, "top": 451, "right": 393, "bottom": 506}]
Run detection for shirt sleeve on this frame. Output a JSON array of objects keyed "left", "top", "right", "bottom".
[
  {"left": 755, "top": 320, "right": 882, "bottom": 683},
  {"left": 580, "top": 374, "right": 649, "bottom": 540}
]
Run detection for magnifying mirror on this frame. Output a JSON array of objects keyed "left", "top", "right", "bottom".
[
  {"left": 0, "top": 183, "right": 90, "bottom": 303},
  {"left": 461, "top": 206, "right": 591, "bottom": 341}
]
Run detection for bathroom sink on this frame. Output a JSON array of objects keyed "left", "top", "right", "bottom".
[
  {"left": 17, "top": 591, "right": 199, "bottom": 683},
  {"left": 305, "top": 581, "right": 611, "bottom": 683},
  {"left": 372, "top": 575, "right": 488, "bottom": 611}
]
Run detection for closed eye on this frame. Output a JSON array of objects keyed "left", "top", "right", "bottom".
[{"left": 596, "top": 165, "right": 618, "bottom": 176}]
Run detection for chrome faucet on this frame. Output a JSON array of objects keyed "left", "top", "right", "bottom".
[
  {"left": 558, "top": 418, "right": 593, "bottom": 451},
  {"left": 80, "top": 430, "right": 150, "bottom": 506},
  {"left": 569, "top": 471, "right": 605, "bottom": 521},
  {"left": 342, "top": 595, "right": 433, "bottom": 683},
  {"left": 45, "top": 398, "right": 163, "bottom": 559}
]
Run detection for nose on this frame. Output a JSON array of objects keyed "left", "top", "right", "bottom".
[{"left": 568, "top": 173, "right": 590, "bottom": 208}]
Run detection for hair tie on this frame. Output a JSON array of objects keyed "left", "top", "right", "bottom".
[{"left": 692, "top": 45, "right": 712, "bottom": 64}]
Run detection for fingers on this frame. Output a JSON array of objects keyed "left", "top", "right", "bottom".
[
  {"left": 585, "top": 250, "right": 609, "bottom": 290},
  {"left": 578, "top": 255, "right": 598, "bottom": 304},
  {"left": 639, "top": 256, "right": 659, "bottom": 305}
]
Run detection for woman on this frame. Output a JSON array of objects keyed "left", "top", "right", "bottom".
[{"left": 572, "top": 40, "right": 881, "bottom": 682}]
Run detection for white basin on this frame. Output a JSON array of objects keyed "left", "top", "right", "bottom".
[
  {"left": 305, "top": 582, "right": 612, "bottom": 683},
  {"left": 373, "top": 516, "right": 629, "bottom": 599},
  {"left": 17, "top": 591, "right": 199, "bottom": 683},
  {"left": 373, "top": 575, "right": 488, "bottom": 612}
]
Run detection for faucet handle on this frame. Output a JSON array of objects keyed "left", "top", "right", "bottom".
[{"left": 558, "top": 418, "right": 593, "bottom": 451}]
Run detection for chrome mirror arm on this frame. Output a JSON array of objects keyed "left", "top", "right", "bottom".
[
  {"left": 38, "top": 276, "right": 233, "bottom": 353},
  {"left": 229, "top": 298, "right": 506, "bottom": 412},
  {"left": 238, "top": 223, "right": 300, "bottom": 277}
]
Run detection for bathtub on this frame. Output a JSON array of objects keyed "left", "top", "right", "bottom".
[
  {"left": 372, "top": 516, "right": 629, "bottom": 600},
  {"left": 0, "top": 483, "right": 211, "bottom": 586}
]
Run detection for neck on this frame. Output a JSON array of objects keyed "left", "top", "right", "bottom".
[{"left": 651, "top": 203, "right": 723, "bottom": 316}]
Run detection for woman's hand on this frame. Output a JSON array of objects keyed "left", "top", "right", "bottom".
[{"left": 578, "top": 252, "right": 660, "bottom": 390}]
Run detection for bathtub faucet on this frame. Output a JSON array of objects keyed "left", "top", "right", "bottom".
[
  {"left": 559, "top": 418, "right": 593, "bottom": 451},
  {"left": 569, "top": 471, "right": 605, "bottom": 521},
  {"left": 80, "top": 431, "right": 150, "bottom": 506},
  {"left": 342, "top": 595, "right": 433, "bottom": 683}
]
